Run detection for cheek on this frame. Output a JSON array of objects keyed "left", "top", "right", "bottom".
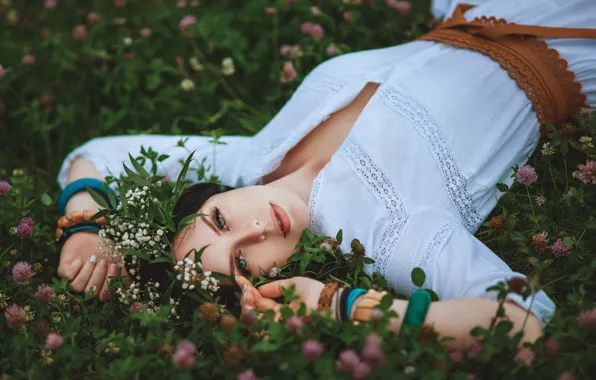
[
  {"left": 252, "top": 243, "right": 296, "bottom": 275},
  {"left": 200, "top": 249, "right": 230, "bottom": 276}
]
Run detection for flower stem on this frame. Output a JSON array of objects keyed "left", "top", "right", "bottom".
[
  {"left": 526, "top": 186, "right": 536, "bottom": 217},
  {"left": 548, "top": 163, "right": 560, "bottom": 197}
]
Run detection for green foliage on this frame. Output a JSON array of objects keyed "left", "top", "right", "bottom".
[{"left": 0, "top": 0, "right": 595, "bottom": 379}]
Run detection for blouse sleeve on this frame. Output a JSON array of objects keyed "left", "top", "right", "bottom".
[
  {"left": 56, "top": 134, "right": 250, "bottom": 189},
  {"left": 429, "top": 221, "right": 556, "bottom": 327}
]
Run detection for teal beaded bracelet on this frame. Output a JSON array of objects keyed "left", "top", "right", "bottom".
[
  {"left": 403, "top": 289, "right": 432, "bottom": 327},
  {"left": 345, "top": 288, "right": 368, "bottom": 321}
]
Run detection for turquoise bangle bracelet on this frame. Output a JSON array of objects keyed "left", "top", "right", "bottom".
[
  {"left": 345, "top": 288, "right": 368, "bottom": 320},
  {"left": 58, "top": 178, "right": 117, "bottom": 215},
  {"left": 56, "top": 224, "right": 102, "bottom": 243},
  {"left": 403, "top": 289, "right": 432, "bottom": 327}
]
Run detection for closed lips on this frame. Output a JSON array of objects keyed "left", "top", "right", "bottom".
[{"left": 270, "top": 203, "right": 291, "bottom": 238}]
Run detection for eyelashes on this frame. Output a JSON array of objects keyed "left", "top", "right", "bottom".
[
  {"left": 210, "top": 206, "right": 250, "bottom": 275},
  {"left": 211, "top": 206, "right": 227, "bottom": 230}
]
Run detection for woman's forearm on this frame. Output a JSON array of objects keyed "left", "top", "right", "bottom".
[
  {"left": 385, "top": 297, "right": 543, "bottom": 351},
  {"left": 64, "top": 157, "right": 106, "bottom": 215}
]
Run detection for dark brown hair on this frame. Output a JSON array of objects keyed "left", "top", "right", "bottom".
[{"left": 131, "top": 182, "right": 236, "bottom": 289}]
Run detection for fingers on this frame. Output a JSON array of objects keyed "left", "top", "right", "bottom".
[
  {"left": 85, "top": 259, "right": 108, "bottom": 297},
  {"left": 257, "top": 279, "right": 293, "bottom": 298},
  {"left": 99, "top": 263, "right": 118, "bottom": 302},
  {"left": 255, "top": 298, "right": 282, "bottom": 312},
  {"left": 242, "top": 287, "right": 256, "bottom": 311},
  {"left": 69, "top": 255, "right": 97, "bottom": 293},
  {"left": 235, "top": 275, "right": 252, "bottom": 289},
  {"left": 58, "top": 258, "right": 83, "bottom": 281}
]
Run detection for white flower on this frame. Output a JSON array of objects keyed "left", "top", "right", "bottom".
[
  {"left": 189, "top": 57, "right": 204, "bottom": 71},
  {"left": 541, "top": 142, "right": 555, "bottom": 156},
  {"left": 123, "top": 37, "right": 133, "bottom": 46},
  {"left": 579, "top": 136, "right": 594, "bottom": 150},
  {"left": 404, "top": 366, "right": 416, "bottom": 375},
  {"left": 221, "top": 57, "right": 235, "bottom": 76},
  {"left": 180, "top": 78, "right": 195, "bottom": 91},
  {"left": 182, "top": 283, "right": 189, "bottom": 289}
]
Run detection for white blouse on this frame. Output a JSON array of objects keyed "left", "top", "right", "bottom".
[{"left": 58, "top": 0, "right": 596, "bottom": 327}]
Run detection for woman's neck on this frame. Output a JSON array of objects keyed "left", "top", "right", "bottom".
[{"left": 264, "top": 164, "right": 320, "bottom": 206}]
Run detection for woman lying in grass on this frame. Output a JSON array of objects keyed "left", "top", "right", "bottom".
[{"left": 55, "top": 0, "right": 596, "bottom": 348}]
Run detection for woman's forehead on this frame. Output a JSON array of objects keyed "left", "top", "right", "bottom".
[{"left": 173, "top": 215, "right": 217, "bottom": 262}]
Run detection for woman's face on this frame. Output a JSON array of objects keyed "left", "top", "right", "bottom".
[{"left": 172, "top": 185, "right": 310, "bottom": 278}]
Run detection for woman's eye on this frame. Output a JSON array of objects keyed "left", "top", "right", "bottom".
[
  {"left": 212, "top": 207, "right": 227, "bottom": 230},
  {"left": 236, "top": 253, "right": 249, "bottom": 274}
]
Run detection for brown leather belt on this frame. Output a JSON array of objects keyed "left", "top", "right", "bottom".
[{"left": 417, "top": 3, "right": 596, "bottom": 139}]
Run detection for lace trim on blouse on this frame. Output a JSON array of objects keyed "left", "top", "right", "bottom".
[
  {"left": 308, "top": 169, "right": 324, "bottom": 234},
  {"left": 339, "top": 134, "right": 409, "bottom": 276},
  {"left": 410, "top": 220, "right": 457, "bottom": 295},
  {"left": 379, "top": 86, "right": 484, "bottom": 232}
]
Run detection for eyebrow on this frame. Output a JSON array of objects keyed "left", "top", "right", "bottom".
[
  {"left": 201, "top": 211, "right": 238, "bottom": 277},
  {"left": 229, "top": 253, "right": 236, "bottom": 278},
  {"left": 200, "top": 213, "right": 222, "bottom": 237}
]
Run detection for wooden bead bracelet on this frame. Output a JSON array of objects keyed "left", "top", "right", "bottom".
[
  {"left": 55, "top": 209, "right": 107, "bottom": 240},
  {"left": 317, "top": 281, "right": 340, "bottom": 313}
]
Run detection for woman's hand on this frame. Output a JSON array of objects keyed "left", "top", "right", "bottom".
[
  {"left": 57, "top": 231, "right": 122, "bottom": 301},
  {"left": 236, "top": 276, "right": 325, "bottom": 317}
]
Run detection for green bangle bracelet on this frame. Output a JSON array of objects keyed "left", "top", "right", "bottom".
[{"left": 403, "top": 289, "right": 432, "bottom": 327}]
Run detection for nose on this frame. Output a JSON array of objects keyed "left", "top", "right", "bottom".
[{"left": 234, "top": 218, "right": 274, "bottom": 245}]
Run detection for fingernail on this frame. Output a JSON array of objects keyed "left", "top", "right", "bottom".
[
  {"left": 90, "top": 255, "right": 97, "bottom": 264},
  {"left": 234, "top": 275, "right": 239, "bottom": 281},
  {"left": 242, "top": 291, "right": 247, "bottom": 304},
  {"left": 243, "top": 284, "right": 248, "bottom": 291},
  {"left": 99, "top": 259, "right": 106, "bottom": 267},
  {"left": 110, "top": 263, "right": 117, "bottom": 272}
]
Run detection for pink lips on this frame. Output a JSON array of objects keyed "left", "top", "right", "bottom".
[{"left": 270, "top": 203, "right": 291, "bottom": 238}]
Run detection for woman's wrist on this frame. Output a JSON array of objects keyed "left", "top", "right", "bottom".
[
  {"left": 65, "top": 191, "right": 103, "bottom": 215},
  {"left": 64, "top": 157, "right": 106, "bottom": 215},
  {"left": 331, "top": 287, "right": 344, "bottom": 321},
  {"left": 349, "top": 293, "right": 367, "bottom": 320}
]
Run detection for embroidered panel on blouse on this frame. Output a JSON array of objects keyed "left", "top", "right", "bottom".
[
  {"left": 379, "top": 86, "right": 484, "bottom": 232},
  {"left": 410, "top": 220, "right": 457, "bottom": 295},
  {"left": 339, "top": 133, "right": 409, "bottom": 276},
  {"left": 307, "top": 169, "right": 325, "bottom": 234}
]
